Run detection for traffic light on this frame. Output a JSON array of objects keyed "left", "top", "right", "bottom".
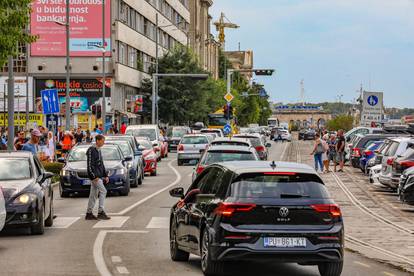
[
  {"left": 254, "top": 69, "right": 274, "bottom": 76},
  {"left": 91, "top": 104, "right": 97, "bottom": 115},
  {"left": 97, "top": 105, "right": 102, "bottom": 119}
]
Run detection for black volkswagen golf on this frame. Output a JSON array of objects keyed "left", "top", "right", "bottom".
[{"left": 169, "top": 161, "right": 344, "bottom": 276}]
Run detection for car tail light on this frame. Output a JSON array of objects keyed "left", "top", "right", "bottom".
[
  {"left": 255, "top": 146, "right": 265, "bottom": 152},
  {"left": 387, "top": 157, "right": 395, "bottom": 166},
  {"left": 352, "top": 148, "right": 361, "bottom": 157},
  {"left": 215, "top": 202, "right": 256, "bottom": 217},
  {"left": 196, "top": 165, "right": 204, "bottom": 175},
  {"left": 178, "top": 144, "right": 184, "bottom": 151},
  {"left": 398, "top": 161, "right": 414, "bottom": 170},
  {"left": 364, "top": 150, "right": 373, "bottom": 156},
  {"left": 311, "top": 204, "right": 341, "bottom": 218}
]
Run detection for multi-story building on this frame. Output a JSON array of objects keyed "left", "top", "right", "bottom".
[
  {"left": 224, "top": 50, "right": 254, "bottom": 81},
  {"left": 189, "top": 0, "right": 220, "bottom": 79},
  {"left": 27, "top": 0, "right": 190, "bottom": 129}
]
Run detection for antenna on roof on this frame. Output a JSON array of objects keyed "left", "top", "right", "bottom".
[{"left": 270, "top": 161, "right": 277, "bottom": 170}]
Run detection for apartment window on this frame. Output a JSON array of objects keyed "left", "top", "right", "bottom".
[
  {"left": 136, "top": 13, "right": 144, "bottom": 33},
  {"left": 118, "top": 41, "right": 127, "bottom": 64},
  {"left": 128, "top": 46, "right": 137, "bottom": 69},
  {"left": 128, "top": 8, "right": 136, "bottom": 29}
]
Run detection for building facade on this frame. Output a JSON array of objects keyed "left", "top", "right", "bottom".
[{"left": 224, "top": 50, "right": 254, "bottom": 81}]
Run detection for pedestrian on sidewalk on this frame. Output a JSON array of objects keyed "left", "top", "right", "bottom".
[
  {"left": 120, "top": 122, "right": 127, "bottom": 135},
  {"left": 328, "top": 134, "right": 337, "bottom": 172},
  {"left": 336, "top": 129, "right": 346, "bottom": 172},
  {"left": 85, "top": 134, "right": 110, "bottom": 220},
  {"left": 311, "top": 134, "right": 324, "bottom": 173},
  {"left": 322, "top": 134, "right": 330, "bottom": 173}
]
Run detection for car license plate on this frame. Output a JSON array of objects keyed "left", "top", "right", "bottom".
[
  {"left": 264, "top": 237, "right": 306, "bottom": 248},
  {"left": 83, "top": 180, "right": 91, "bottom": 186}
]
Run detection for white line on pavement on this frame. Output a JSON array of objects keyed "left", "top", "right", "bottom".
[
  {"left": 50, "top": 217, "right": 81, "bottom": 229},
  {"left": 111, "top": 256, "right": 122, "bottom": 263},
  {"left": 353, "top": 261, "right": 371, "bottom": 268},
  {"left": 146, "top": 217, "right": 169, "bottom": 229},
  {"left": 93, "top": 230, "right": 148, "bottom": 276},
  {"left": 108, "top": 159, "right": 182, "bottom": 216},
  {"left": 116, "top": 266, "right": 130, "bottom": 274},
  {"left": 93, "top": 216, "right": 130, "bottom": 228},
  {"left": 382, "top": 272, "right": 396, "bottom": 276},
  {"left": 279, "top": 142, "right": 289, "bottom": 161}
]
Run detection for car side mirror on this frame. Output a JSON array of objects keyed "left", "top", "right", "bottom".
[
  {"left": 266, "top": 143, "right": 272, "bottom": 148},
  {"left": 124, "top": 156, "right": 133, "bottom": 162},
  {"left": 346, "top": 137, "right": 351, "bottom": 142},
  {"left": 57, "top": 157, "right": 65, "bottom": 163},
  {"left": 40, "top": 172, "right": 55, "bottom": 183},
  {"left": 169, "top": 187, "right": 185, "bottom": 199}
]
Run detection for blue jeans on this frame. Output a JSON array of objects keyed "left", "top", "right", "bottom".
[
  {"left": 87, "top": 178, "right": 107, "bottom": 213},
  {"left": 314, "top": 153, "right": 323, "bottom": 172}
]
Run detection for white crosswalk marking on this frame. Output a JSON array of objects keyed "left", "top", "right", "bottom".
[
  {"left": 51, "top": 217, "right": 80, "bottom": 229},
  {"left": 116, "top": 266, "right": 130, "bottom": 274},
  {"left": 146, "top": 217, "right": 169, "bottom": 229},
  {"left": 93, "top": 216, "right": 130, "bottom": 228}
]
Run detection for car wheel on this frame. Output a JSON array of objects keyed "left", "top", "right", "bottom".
[
  {"left": 120, "top": 180, "right": 130, "bottom": 196},
  {"left": 201, "top": 228, "right": 225, "bottom": 276},
  {"left": 131, "top": 174, "right": 138, "bottom": 188},
  {"left": 138, "top": 171, "right": 143, "bottom": 185},
  {"left": 31, "top": 204, "right": 45, "bottom": 235},
  {"left": 45, "top": 196, "right": 54, "bottom": 227},
  {"left": 177, "top": 160, "right": 183, "bottom": 166},
  {"left": 170, "top": 220, "right": 189, "bottom": 262},
  {"left": 150, "top": 170, "right": 157, "bottom": 176},
  {"left": 59, "top": 186, "right": 69, "bottom": 198},
  {"left": 318, "top": 261, "right": 343, "bottom": 276}
]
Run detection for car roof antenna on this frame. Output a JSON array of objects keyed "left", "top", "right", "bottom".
[{"left": 270, "top": 161, "right": 277, "bottom": 170}]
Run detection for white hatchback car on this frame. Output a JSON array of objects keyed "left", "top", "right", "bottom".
[{"left": 0, "top": 187, "right": 6, "bottom": 231}]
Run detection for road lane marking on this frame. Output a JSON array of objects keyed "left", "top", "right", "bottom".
[
  {"left": 93, "top": 230, "right": 148, "bottom": 276},
  {"left": 382, "top": 272, "right": 396, "bottom": 276},
  {"left": 353, "top": 261, "right": 371, "bottom": 268},
  {"left": 146, "top": 217, "right": 169, "bottom": 229},
  {"left": 116, "top": 266, "right": 129, "bottom": 274},
  {"left": 50, "top": 217, "right": 80, "bottom": 229},
  {"left": 93, "top": 216, "right": 130, "bottom": 228},
  {"left": 111, "top": 256, "right": 122, "bottom": 263},
  {"left": 279, "top": 142, "right": 289, "bottom": 161},
  {"left": 108, "top": 159, "right": 182, "bottom": 216}
]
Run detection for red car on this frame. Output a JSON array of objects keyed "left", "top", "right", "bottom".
[
  {"left": 159, "top": 137, "right": 169, "bottom": 159},
  {"left": 136, "top": 139, "right": 158, "bottom": 176}
]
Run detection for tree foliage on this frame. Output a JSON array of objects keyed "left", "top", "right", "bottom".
[
  {"left": 326, "top": 115, "right": 354, "bottom": 131},
  {"left": 0, "top": 0, "right": 36, "bottom": 66}
]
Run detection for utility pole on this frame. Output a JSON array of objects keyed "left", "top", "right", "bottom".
[
  {"left": 25, "top": 27, "right": 29, "bottom": 130},
  {"left": 7, "top": 55, "right": 14, "bottom": 150},
  {"left": 153, "top": 13, "right": 159, "bottom": 125},
  {"left": 101, "top": 0, "right": 106, "bottom": 134},
  {"left": 65, "top": 0, "right": 71, "bottom": 131}
]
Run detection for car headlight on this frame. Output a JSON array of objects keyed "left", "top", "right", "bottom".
[
  {"left": 126, "top": 161, "right": 133, "bottom": 169},
  {"left": 116, "top": 168, "right": 126, "bottom": 175},
  {"left": 61, "top": 169, "right": 72, "bottom": 176},
  {"left": 13, "top": 193, "right": 37, "bottom": 205}
]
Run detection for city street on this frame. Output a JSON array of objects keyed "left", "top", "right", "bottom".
[{"left": 0, "top": 139, "right": 411, "bottom": 276}]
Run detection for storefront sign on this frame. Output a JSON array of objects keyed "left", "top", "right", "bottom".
[
  {"left": 31, "top": 0, "right": 111, "bottom": 57},
  {"left": 0, "top": 113, "right": 43, "bottom": 127}
]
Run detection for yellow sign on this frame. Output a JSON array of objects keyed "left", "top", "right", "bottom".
[
  {"left": 0, "top": 113, "right": 43, "bottom": 127},
  {"left": 224, "top": 93, "right": 234, "bottom": 102}
]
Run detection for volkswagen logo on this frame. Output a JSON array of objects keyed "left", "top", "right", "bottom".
[{"left": 279, "top": 207, "right": 289, "bottom": 217}]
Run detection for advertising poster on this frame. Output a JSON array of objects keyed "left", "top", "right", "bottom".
[
  {"left": 31, "top": 0, "right": 111, "bottom": 56},
  {"left": 35, "top": 78, "right": 111, "bottom": 113},
  {"left": 0, "top": 77, "right": 34, "bottom": 112},
  {"left": 0, "top": 113, "right": 43, "bottom": 127}
]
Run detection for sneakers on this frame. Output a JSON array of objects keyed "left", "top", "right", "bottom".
[
  {"left": 85, "top": 213, "right": 98, "bottom": 220},
  {"left": 97, "top": 212, "right": 111, "bottom": 220}
]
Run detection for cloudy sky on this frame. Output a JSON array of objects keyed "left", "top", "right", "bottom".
[{"left": 210, "top": 0, "right": 414, "bottom": 108}]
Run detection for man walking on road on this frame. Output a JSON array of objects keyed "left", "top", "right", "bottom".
[
  {"left": 336, "top": 129, "right": 346, "bottom": 172},
  {"left": 85, "top": 134, "right": 110, "bottom": 220}
]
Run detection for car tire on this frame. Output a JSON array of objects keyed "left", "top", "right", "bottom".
[
  {"left": 170, "top": 220, "right": 189, "bottom": 262},
  {"left": 120, "top": 180, "right": 130, "bottom": 196},
  {"left": 150, "top": 170, "right": 157, "bottom": 176},
  {"left": 59, "top": 186, "right": 69, "bottom": 198},
  {"left": 318, "top": 261, "right": 343, "bottom": 276},
  {"left": 45, "top": 196, "right": 54, "bottom": 227},
  {"left": 138, "top": 172, "right": 143, "bottom": 185},
  {"left": 177, "top": 160, "right": 183, "bottom": 166},
  {"left": 201, "top": 228, "right": 225, "bottom": 276},
  {"left": 31, "top": 205, "right": 45, "bottom": 235},
  {"left": 131, "top": 174, "right": 138, "bottom": 188}
]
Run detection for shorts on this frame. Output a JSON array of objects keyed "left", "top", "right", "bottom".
[
  {"left": 336, "top": 152, "right": 344, "bottom": 163},
  {"left": 328, "top": 151, "right": 336, "bottom": 161}
]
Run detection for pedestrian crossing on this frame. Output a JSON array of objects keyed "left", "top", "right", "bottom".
[
  {"left": 50, "top": 217, "right": 81, "bottom": 229},
  {"left": 146, "top": 217, "right": 169, "bottom": 229}
]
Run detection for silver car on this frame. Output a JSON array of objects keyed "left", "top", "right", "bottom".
[
  {"left": 0, "top": 187, "right": 5, "bottom": 232},
  {"left": 177, "top": 134, "right": 211, "bottom": 166},
  {"left": 210, "top": 137, "right": 252, "bottom": 148}
]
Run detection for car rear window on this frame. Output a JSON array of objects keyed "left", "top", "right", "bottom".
[
  {"left": 400, "top": 146, "right": 414, "bottom": 159},
  {"left": 361, "top": 138, "right": 384, "bottom": 148},
  {"left": 181, "top": 136, "right": 208, "bottom": 144},
  {"left": 229, "top": 173, "right": 329, "bottom": 199},
  {"left": 211, "top": 141, "right": 248, "bottom": 147},
  {"left": 201, "top": 151, "right": 256, "bottom": 165},
  {"left": 385, "top": 142, "right": 400, "bottom": 156},
  {"left": 235, "top": 136, "right": 261, "bottom": 147}
]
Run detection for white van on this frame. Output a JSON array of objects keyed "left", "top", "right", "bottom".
[{"left": 126, "top": 125, "right": 162, "bottom": 159}]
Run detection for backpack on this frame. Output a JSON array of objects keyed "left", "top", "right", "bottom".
[{"left": 316, "top": 142, "right": 325, "bottom": 154}]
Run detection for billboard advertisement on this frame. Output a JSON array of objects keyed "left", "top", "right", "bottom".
[
  {"left": 361, "top": 91, "right": 383, "bottom": 126},
  {"left": 0, "top": 76, "right": 34, "bottom": 112},
  {"left": 35, "top": 78, "right": 111, "bottom": 113},
  {"left": 31, "top": 0, "right": 111, "bottom": 57}
]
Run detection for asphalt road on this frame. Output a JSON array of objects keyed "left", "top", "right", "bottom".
[{"left": 0, "top": 140, "right": 410, "bottom": 276}]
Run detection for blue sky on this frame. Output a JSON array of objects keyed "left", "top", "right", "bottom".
[{"left": 210, "top": 0, "right": 414, "bottom": 108}]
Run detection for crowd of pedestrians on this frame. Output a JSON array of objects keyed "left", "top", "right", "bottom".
[{"left": 311, "top": 129, "right": 346, "bottom": 173}]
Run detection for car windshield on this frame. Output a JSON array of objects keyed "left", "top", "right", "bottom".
[
  {"left": 68, "top": 146, "right": 122, "bottom": 161},
  {"left": 110, "top": 141, "right": 133, "bottom": 157},
  {"left": 172, "top": 128, "right": 187, "bottom": 137},
  {"left": 126, "top": 129, "right": 156, "bottom": 141},
  {"left": 0, "top": 158, "right": 31, "bottom": 180},
  {"left": 201, "top": 151, "right": 256, "bottom": 165},
  {"left": 229, "top": 174, "right": 329, "bottom": 199},
  {"left": 181, "top": 136, "right": 208, "bottom": 144},
  {"left": 137, "top": 140, "right": 152, "bottom": 149}
]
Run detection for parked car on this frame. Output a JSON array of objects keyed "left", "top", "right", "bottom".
[
  {"left": 192, "top": 145, "right": 259, "bottom": 181},
  {"left": 379, "top": 137, "right": 414, "bottom": 189},
  {"left": 169, "top": 161, "right": 344, "bottom": 276},
  {"left": 136, "top": 138, "right": 158, "bottom": 176},
  {"left": 200, "top": 128, "right": 224, "bottom": 138},
  {"left": 167, "top": 126, "right": 191, "bottom": 152},
  {"left": 126, "top": 125, "right": 162, "bottom": 161},
  {"left": 391, "top": 145, "right": 414, "bottom": 188},
  {"left": 210, "top": 137, "right": 252, "bottom": 148},
  {"left": 360, "top": 141, "right": 384, "bottom": 174},
  {"left": 177, "top": 134, "right": 210, "bottom": 166},
  {"left": 298, "top": 129, "right": 316, "bottom": 140},
  {"left": 105, "top": 140, "right": 143, "bottom": 187},
  {"left": 369, "top": 164, "right": 382, "bottom": 184},
  {"left": 398, "top": 166, "right": 414, "bottom": 205},
  {"left": 59, "top": 144, "right": 132, "bottom": 197},
  {"left": 0, "top": 151, "right": 54, "bottom": 235},
  {"left": 0, "top": 187, "right": 5, "bottom": 232},
  {"left": 345, "top": 127, "right": 383, "bottom": 142},
  {"left": 233, "top": 133, "right": 271, "bottom": 160}
]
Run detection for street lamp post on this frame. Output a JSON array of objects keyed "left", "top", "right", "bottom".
[
  {"left": 7, "top": 55, "right": 14, "bottom": 150},
  {"left": 101, "top": 0, "right": 106, "bottom": 134},
  {"left": 65, "top": 0, "right": 70, "bottom": 131}
]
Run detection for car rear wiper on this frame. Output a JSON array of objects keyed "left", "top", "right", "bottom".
[{"left": 280, "top": 193, "right": 310, "bottom": 198}]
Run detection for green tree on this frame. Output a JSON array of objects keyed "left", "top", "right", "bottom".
[
  {"left": 326, "top": 115, "right": 354, "bottom": 131},
  {"left": 0, "top": 1, "right": 36, "bottom": 66}
]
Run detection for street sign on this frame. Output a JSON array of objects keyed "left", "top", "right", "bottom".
[
  {"left": 361, "top": 91, "right": 383, "bottom": 127},
  {"left": 224, "top": 93, "right": 234, "bottom": 102},
  {"left": 223, "top": 124, "right": 232, "bottom": 135},
  {"left": 41, "top": 89, "right": 60, "bottom": 114}
]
